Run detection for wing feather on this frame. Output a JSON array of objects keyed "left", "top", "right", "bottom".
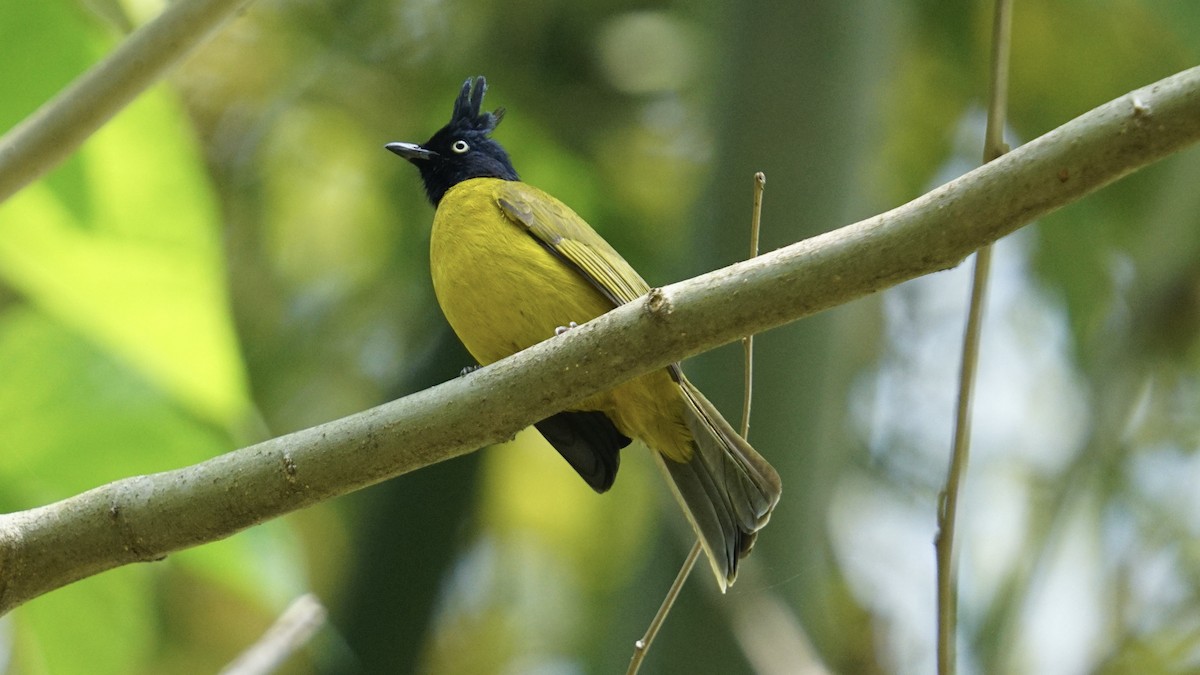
[{"left": 496, "top": 183, "right": 650, "bottom": 307}]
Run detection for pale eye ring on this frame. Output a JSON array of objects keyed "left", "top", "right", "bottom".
[{"left": 451, "top": 140, "right": 470, "bottom": 154}]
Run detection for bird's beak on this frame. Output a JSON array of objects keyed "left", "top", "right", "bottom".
[{"left": 385, "top": 141, "right": 436, "bottom": 161}]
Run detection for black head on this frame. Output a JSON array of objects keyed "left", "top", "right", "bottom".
[{"left": 386, "top": 76, "right": 519, "bottom": 206}]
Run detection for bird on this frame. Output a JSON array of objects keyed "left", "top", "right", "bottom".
[{"left": 386, "top": 76, "right": 781, "bottom": 590}]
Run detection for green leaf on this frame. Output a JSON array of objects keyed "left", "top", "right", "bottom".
[
  {"left": 11, "top": 566, "right": 156, "bottom": 675},
  {"left": 0, "top": 3, "right": 251, "bottom": 431},
  {"left": 0, "top": 307, "right": 309, "bottom": 671},
  {"left": 0, "top": 308, "right": 231, "bottom": 501}
]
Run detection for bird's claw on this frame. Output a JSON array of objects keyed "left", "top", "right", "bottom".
[
  {"left": 459, "top": 364, "right": 481, "bottom": 377},
  {"left": 554, "top": 321, "right": 579, "bottom": 336}
]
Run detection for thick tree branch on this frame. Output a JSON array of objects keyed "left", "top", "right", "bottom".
[{"left": 1, "top": 66, "right": 1199, "bottom": 615}]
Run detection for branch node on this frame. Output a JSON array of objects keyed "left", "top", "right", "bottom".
[
  {"left": 282, "top": 452, "right": 298, "bottom": 484},
  {"left": 1131, "top": 95, "right": 1152, "bottom": 119},
  {"left": 108, "top": 498, "right": 156, "bottom": 562},
  {"left": 644, "top": 288, "right": 673, "bottom": 320}
]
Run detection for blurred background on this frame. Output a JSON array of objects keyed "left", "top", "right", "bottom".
[{"left": 2, "top": 0, "right": 1200, "bottom": 673}]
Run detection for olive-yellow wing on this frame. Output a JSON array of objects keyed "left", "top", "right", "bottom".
[{"left": 496, "top": 181, "right": 781, "bottom": 589}]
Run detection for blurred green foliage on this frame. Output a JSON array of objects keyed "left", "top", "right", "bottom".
[{"left": 2, "top": 0, "right": 1200, "bottom": 673}]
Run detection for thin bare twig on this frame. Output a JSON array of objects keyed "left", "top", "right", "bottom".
[
  {"left": 732, "top": 594, "right": 830, "bottom": 675},
  {"left": 625, "top": 542, "right": 703, "bottom": 675},
  {"left": 935, "top": 1, "right": 1013, "bottom": 674},
  {"left": 741, "top": 172, "right": 767, "bottom": 439},
  {"left": 219, "top": 594, "right": 327, "bottom": 675},
  {"left": 0, "top": 0, "right": 255, "bottom": 204},
  {"left": 626, "top": 172, "right": 767, "bottom": 675}
]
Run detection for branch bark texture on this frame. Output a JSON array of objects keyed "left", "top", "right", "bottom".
[{"left": 1, "top": 66, "right": 1199, "bottom": 615}]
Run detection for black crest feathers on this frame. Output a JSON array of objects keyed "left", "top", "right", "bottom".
[
  {"left": 449, "top": 76, "right": 505, "bottom": 134},
  {"left": 387, "top": 75, "right": 518, "bottom": 205}
]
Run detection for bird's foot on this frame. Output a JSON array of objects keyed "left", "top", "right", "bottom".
[
  {"left": 459, "top": 364, "right": 481, "bottom": 377},
  {"left": 554, "top": 321, "right": 579, "bottom": 336}
]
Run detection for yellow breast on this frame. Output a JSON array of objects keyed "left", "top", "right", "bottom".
[{"left": 429, "top": 178, "right": 613, "bottom": 365}]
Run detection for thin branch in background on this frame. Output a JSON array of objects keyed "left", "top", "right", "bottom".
[
  {"left": 626, "top": 172, "right": 767, "bottom": 675},
  {"left": 935, "top": 1, "right": 1013, "bottom": 674},
  {"left": 0, "top": 0, "right": 255, "bottom": 204},
  {"left": 741, "top": 171, "right": 767, "bottom": 439},
  {"left": 625, "top": 542, "right": 703, "bottom": 675},
  {"left": 219, "top": 593, "right": 327, "bottom": 675},
  {"left": 732, "top": 594, "right": 830, "bottom": 675}
]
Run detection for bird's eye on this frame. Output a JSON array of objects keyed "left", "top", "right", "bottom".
[{"left": 451, "top": 140, "right": 470, "bottom": 154}]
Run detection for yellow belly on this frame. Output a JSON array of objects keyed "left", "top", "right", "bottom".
[{"left": 429, "top": 178, "right": 692, "bottom": 461}]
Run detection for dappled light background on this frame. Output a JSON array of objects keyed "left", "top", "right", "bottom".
[{"left": 2, "top": 0, "right": 1200, "bottom": 673}]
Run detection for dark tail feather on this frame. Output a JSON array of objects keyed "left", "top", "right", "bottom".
[{"left": 658, "top": 376, "right": 782, "bottom": 590}]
